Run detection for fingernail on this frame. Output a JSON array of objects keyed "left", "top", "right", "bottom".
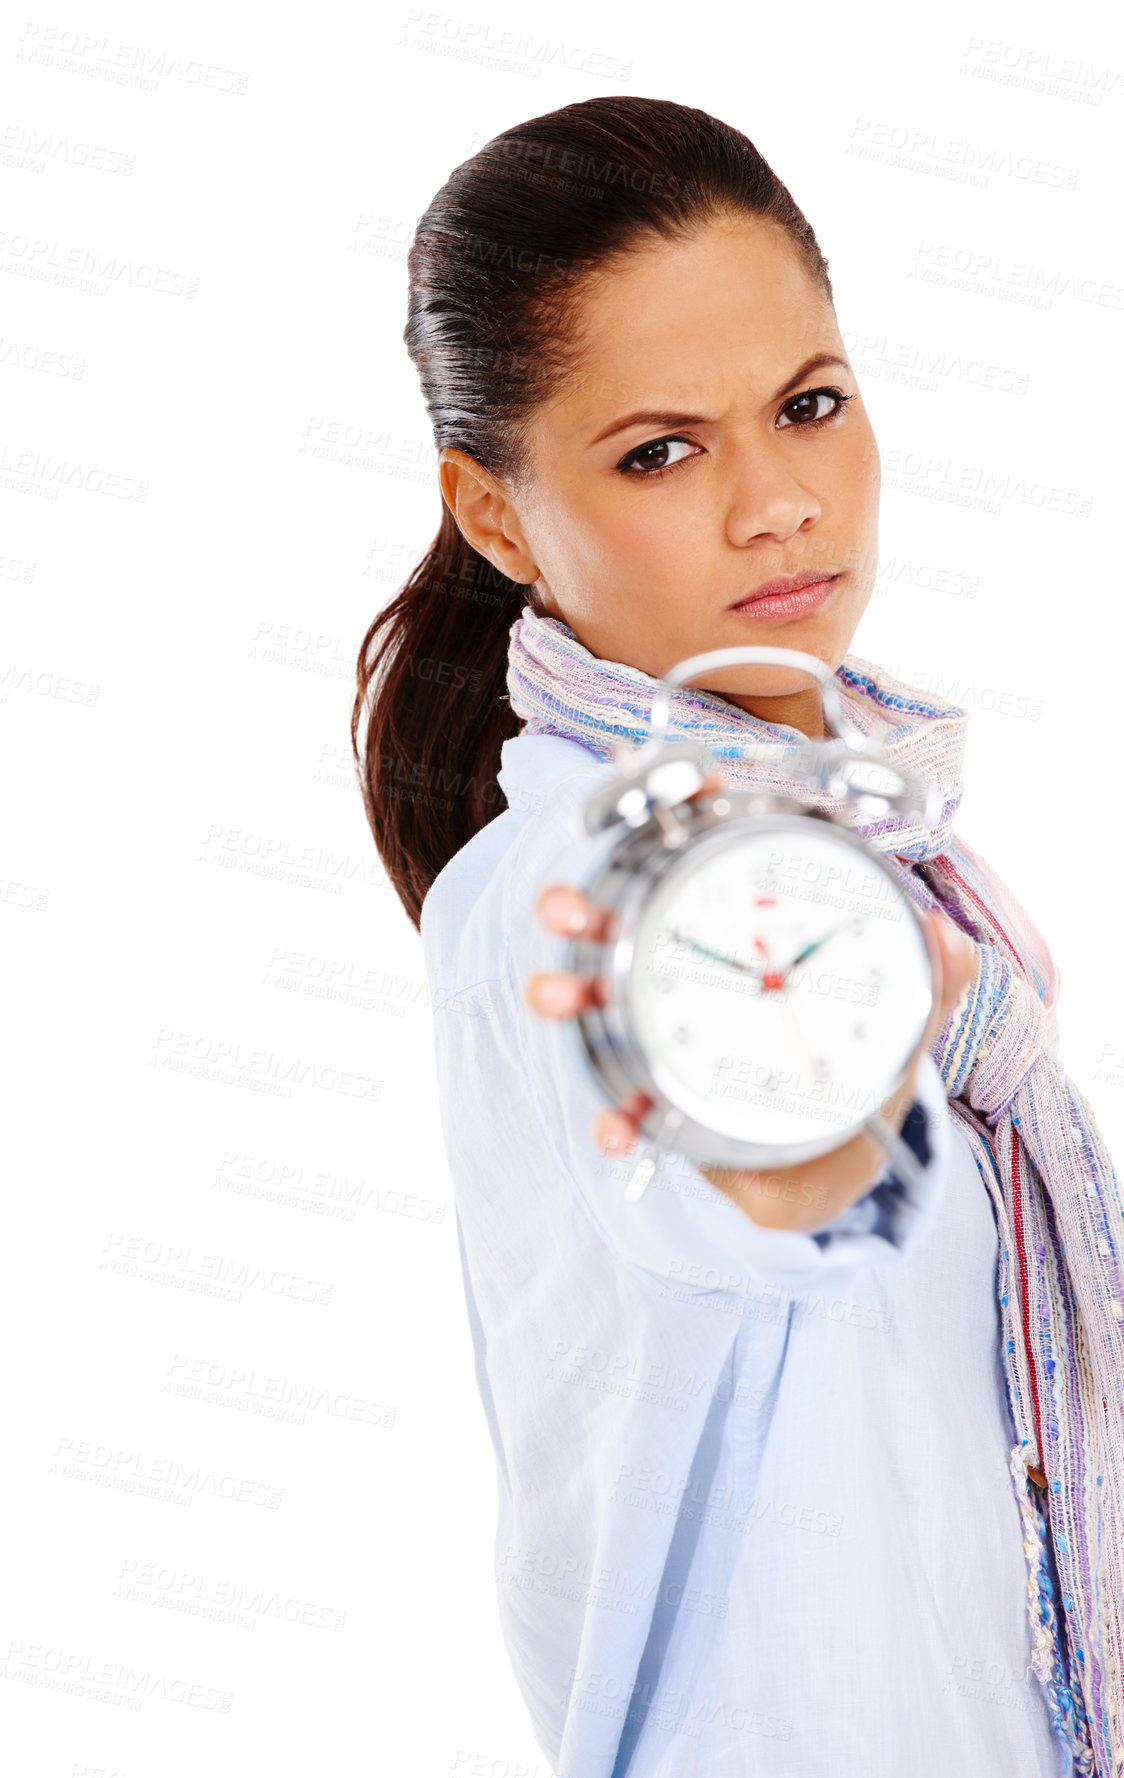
[{"left": 533, "top": 976, "right": 572, "bottom": 1014}]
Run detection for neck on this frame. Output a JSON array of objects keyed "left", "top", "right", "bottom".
[
  {"left": 520, "top": 605, "right": 831, "bottom": 741},
  {"left": 724, "top": 686, "right": 827, "bottom": 741}
]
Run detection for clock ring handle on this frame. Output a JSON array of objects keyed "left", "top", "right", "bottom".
[{"left": 648, "top": 645, "right": 866, "bottom": 753}]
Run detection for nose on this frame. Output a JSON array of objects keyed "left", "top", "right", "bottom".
[{"left": 722, "top": 439, "right": 822, "bottom": 548}]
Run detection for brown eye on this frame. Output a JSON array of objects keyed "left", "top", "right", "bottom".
[
  {"left": 617, "top": 436, "right": 699, "bottom": 477},
  {"left": 777, "top": 388, "right": 853, "bottom": 429}
]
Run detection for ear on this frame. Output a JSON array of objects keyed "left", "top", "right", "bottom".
[{"left": 438, "top": 449, "right": 540, "bottom": 585}]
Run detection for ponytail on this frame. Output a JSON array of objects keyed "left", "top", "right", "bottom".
[{"left": 351, "top": 508, "right": 529, "bottom": 929}]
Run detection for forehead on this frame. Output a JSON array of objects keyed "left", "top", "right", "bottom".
[{"left": 543, "top": 215, "right": 838, "bottom": 424}]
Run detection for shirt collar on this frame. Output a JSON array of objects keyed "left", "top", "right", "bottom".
[{"left": 497, "top": 731, "right": 610, "bottom": 803}]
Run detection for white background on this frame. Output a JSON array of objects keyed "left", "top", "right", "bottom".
[{"left": 2, "top": 2, "right": 1122, "bottom": 1774}]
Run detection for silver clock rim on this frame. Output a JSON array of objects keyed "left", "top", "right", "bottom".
[{"left": 563, "top": 799, "right": 938, "bottom": 1173}]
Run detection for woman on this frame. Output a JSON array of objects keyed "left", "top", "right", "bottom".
[{"left": 353, "top": 97, "right": 1123, "bottom": 1777}]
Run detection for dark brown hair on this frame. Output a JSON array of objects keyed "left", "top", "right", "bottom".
[{"left": 352, "top": 95, "right": 833, "bottom": 928}]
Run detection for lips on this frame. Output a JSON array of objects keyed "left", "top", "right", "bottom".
[
  {"left": 732, "top": 569, "right": 841, "bottom": 607},
  {"left": 729, "top": 570, "right": 842, "bottom": 622}
]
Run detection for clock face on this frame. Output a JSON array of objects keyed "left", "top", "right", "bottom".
[{"left": 626, "top": 821, "right": 932, "bottom": 1150}]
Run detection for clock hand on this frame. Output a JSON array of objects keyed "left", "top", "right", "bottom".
[
  {"left": 751, "top": 933, "right": 786, "bottom": 994},
  {"left": 669, "top": 930, "right": 764, "bottom": 981},
  {"left": 674, "top": 929, "right": 785, "bottom": 992},
  {"left": 777, "top": 915, "right": 866, "bottom": 979},
  {"left": 753, "top": 932, "right": 827, "bottom": 1083},
  {"left": 778, "top": 992, "right": 828, "bottom": 1085},
  {"left": 670, "top": 929, "right": 826, "bottom": 1084}
]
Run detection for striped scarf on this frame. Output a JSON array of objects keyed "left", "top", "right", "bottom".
[{"left": 506, "top": 604, "right": 1124, "bottom": 1777}]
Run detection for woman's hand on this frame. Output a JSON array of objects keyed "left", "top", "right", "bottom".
[{"left": 524, "top": 773, "right": 976, "bottom": 1233}]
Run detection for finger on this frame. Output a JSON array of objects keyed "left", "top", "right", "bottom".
[
  {"left": 593, "top": 1088, "right": 654, "bottom": 1157},
  {"left": 892, "top": 911, "right": 976, "bottom": 1115},
  {"left": 924, "top": 908, "right": 976, "bottom": 1023},
  {"left": 525, "top": 970, "right": 602, "bottom": 1019},
  {"left": 594, "top": 1107, "right": 639, "bottom": 1155},
  {"left": 693, "top": 769, "right": 727, "bottom": 801},
  {"left": 535, "top": 884, "right": 615, "bottom": 942}
]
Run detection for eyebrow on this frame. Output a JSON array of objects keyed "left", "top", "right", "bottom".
[{"left": 586, "top": 353, "right": 852, "bottom": 449}]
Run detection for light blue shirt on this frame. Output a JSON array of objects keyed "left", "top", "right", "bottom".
[{"left": 420, "top": 730, "right": 1074, "bottom": 1778}]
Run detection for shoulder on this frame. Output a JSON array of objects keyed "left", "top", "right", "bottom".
[{"left": 419, "top": 732, "right": 615, "bottom": 986}]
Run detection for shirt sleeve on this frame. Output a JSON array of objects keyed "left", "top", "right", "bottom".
[{"left": 502, "top": 767, "right": 951, "bottom": 1298}]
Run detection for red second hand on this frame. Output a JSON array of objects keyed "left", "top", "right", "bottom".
[
  {"left": 753, "top": 935, "right": 785, "bottom": 993},
  {"left": 754, "top": 932, "right": 825, "bottom": 1084}
]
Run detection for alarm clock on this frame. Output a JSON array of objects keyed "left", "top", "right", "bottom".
[{"left": 557, "top": 646, "right": 943, "bottom": 1201}]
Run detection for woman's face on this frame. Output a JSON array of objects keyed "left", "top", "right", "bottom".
[{"left": 443, "top": 214, "right": 881, "bottom": 729}]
